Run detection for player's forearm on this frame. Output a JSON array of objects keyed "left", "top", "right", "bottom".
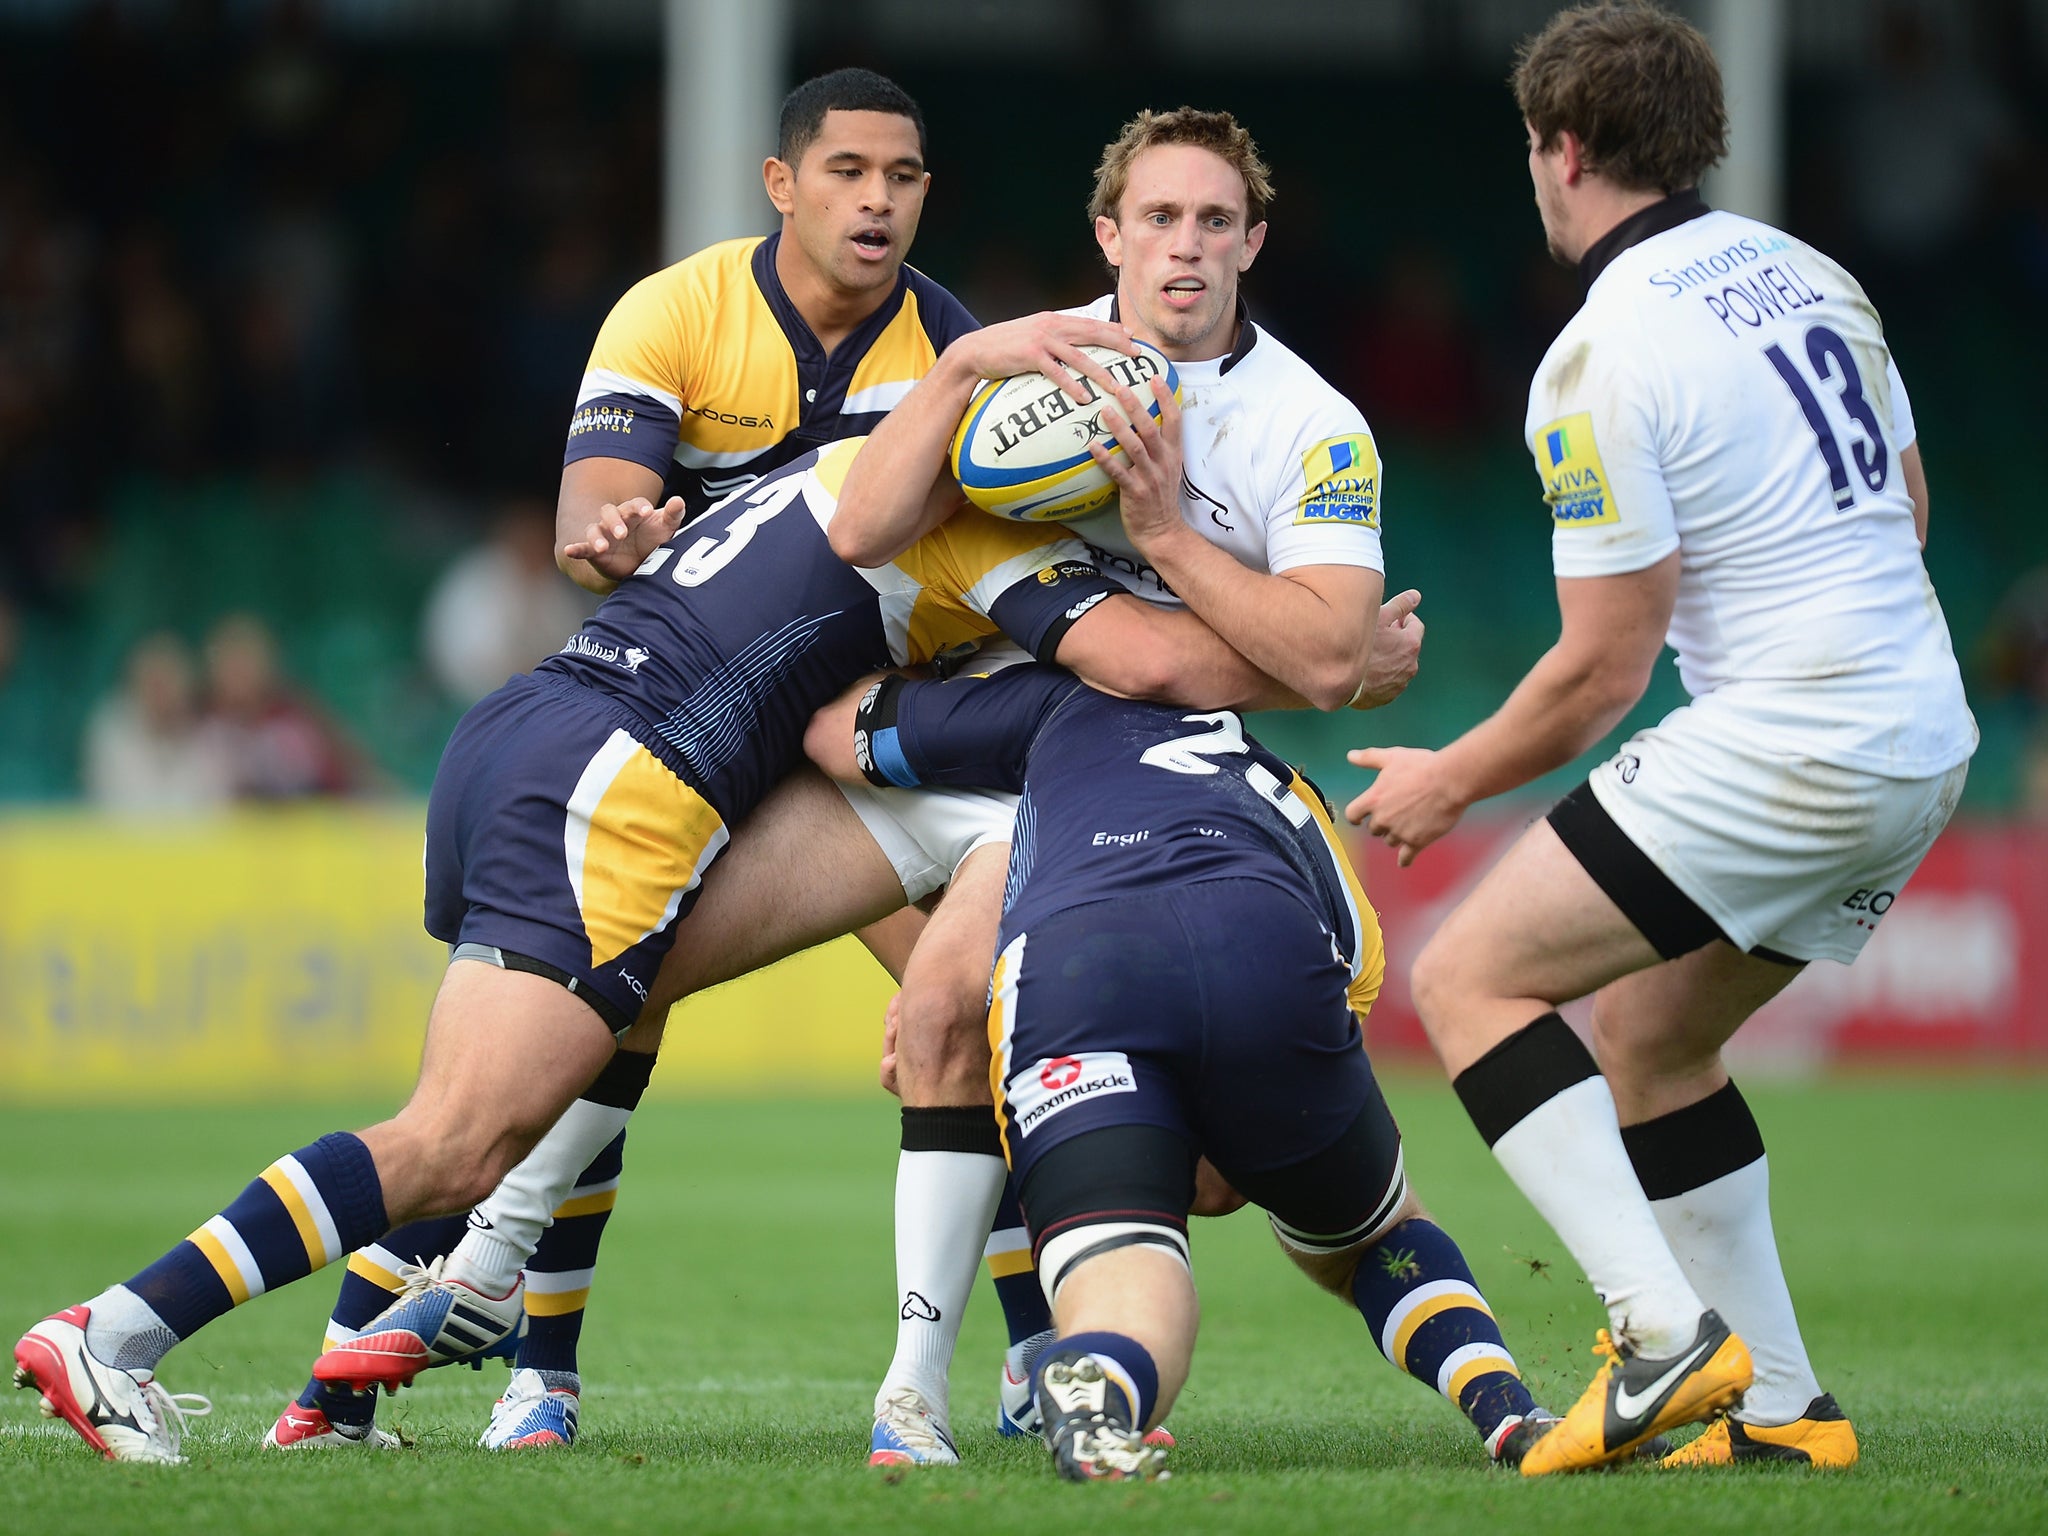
[
  {"left": 1138, "top": 523, "right": 1372, "bottom": 710},
  {"left": 1054, "top": 598, "right": 1300, "bottom": 711},
  {"left": 555, "top": 510, "right": 621, "bottom": 595},
  {"left": 1437, "top": 645, "right": 1647, "bottom": 807},
  {"left": 832, "top": 349, "right": 986, "bottom": 566}
]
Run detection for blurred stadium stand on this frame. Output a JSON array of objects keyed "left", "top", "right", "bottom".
[
  {"left": 0, "top": 1, "right": 2044, "bottom": 1093},
  {"left": 0, "top": 0, "right": 2041, "bottom": 809}
]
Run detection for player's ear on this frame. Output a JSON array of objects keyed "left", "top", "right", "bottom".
[
  {"left": 1094, "top": 214, "right": 1123, "bottom": 270},
  {"left": 764, "top": 156, "right": 796, "bottom": 215},
  {"left": 1239, "top": 221, "right": 1268, "bottom": 272},
  {"left": 1557, "top": 131, "right": 1587, "bottom": 186}
]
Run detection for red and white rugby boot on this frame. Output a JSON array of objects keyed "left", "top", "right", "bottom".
[{"left": 13, "top": 1305, "right": 212, "bottom": 1464}]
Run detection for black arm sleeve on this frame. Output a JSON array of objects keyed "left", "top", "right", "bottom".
[{"left": 985, "top": 560, "right": 1123, "bottom": 663}]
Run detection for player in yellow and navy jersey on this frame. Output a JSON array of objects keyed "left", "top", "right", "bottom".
[
  {"left": 803, "top": 665, "right": 1547, "bottom": 1479},
  {"left": 12, "top": 438, "right": 1285, "bottom": 1467},
  {"left": 564, "top": 220, "right": 974, "bottom": 519}
]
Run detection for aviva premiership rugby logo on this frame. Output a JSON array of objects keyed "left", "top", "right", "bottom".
[
  {"left": 1539, "top": 412, "right": 1618, "bottom": 525},
  {"left": 1296, "top": 435, "right": 1380, "bottom": 526}
]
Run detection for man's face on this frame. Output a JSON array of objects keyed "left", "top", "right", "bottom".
[
  {"left": 774, "top": 109, "right": 929, "bottom": 298},
  {"left": 1095, "top": 143, "right": 1267, "bottom": 361},
  {"left": 1527, "top": 121, "right": 1574, "bottom": 265}
]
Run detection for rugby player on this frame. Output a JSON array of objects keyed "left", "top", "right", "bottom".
[
  {"left": 270, "top": 67, "right": 1115, "bottom": 1453},
  {"left": 1345, "top": 2, "right": 1974, "bottom": 1475},
  {"left": 804, "top": 663, "right": 1548, "bottom": 1480},
  {"left": 832, "top": 106, "right": 1426, "bottom": 1460},
  {"left": 10, "top": 438, "right": 1286, "bottom": 1466}
]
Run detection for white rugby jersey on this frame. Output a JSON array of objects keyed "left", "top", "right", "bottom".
[
  {"left": 1528, "top": 194, "right": 1975, "bottom": 777},
  {"left": 1056, "top": 295, "right": 1385, "bottom": 606}
]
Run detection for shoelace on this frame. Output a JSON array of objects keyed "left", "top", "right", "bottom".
[
  {"left": 388, "top": 1255, "right": 450, "bottom": 1300},
  {"left": 139, "top": 1379, "right": 212, "bottom": 1458},
  {"left": 1591, "top": 1329, "right": 1622, "bottom": 1367},
  {"left": 874, "top": 1388, "right": 950, "bottom": 1453}
]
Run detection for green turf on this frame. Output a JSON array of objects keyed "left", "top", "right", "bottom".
[{"left": 4, "top": 1078, "right": 2045, "bottom": 1534}]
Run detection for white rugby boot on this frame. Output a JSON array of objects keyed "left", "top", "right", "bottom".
[{"left": 13, "top": 1305, "right": 212, "bottom": 1464}]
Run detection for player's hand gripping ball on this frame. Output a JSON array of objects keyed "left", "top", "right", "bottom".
[{"left": 950, "top": 341, "right": 1180, "bottom": 522}]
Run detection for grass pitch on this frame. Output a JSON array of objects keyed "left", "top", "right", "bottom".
[{"left": 4, "top": 1077, "right": 2045, "bottom": 1534}]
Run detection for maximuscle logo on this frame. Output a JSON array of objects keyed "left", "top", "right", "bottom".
[
  {"left": 1005, "top": 1051, "right": 1137, "bottom": 1136},
  {"left": 1537, "top": 412, "right": 1618, "bottom": 526}
]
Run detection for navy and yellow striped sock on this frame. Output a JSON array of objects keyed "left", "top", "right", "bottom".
[
  {"left": 514, "top": 1130, "right": 624, "bottom": 1376},
  {"left": 293, "top": 1212, "right": 471, "bottom": 1423},
  {"left": 1350, "top": 1217, "right": 1535, "bottom": 1443},
  {"left": 987, "top": 1177, "right": 1052, "bottom": 1347},
  {"left": 1043, "top": 1331, "right": 1159, "bottom": 1430},
  {"left": 106, "top": 1132, "right": 386, "bottom": 1371}
]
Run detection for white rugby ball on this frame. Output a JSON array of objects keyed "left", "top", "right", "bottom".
[{"left": 950, "top": 342, "right": 1180, "bottom": 522}]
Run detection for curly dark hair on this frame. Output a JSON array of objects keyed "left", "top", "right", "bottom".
[{"left": 1513, "top": 2, "right": 1729, "bottom": 193}]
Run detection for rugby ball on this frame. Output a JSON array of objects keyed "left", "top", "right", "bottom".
[{"left": 950, "top": 342, "right": 1180, "bottom": 522}]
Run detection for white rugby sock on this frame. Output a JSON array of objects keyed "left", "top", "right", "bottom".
[
  {"left": 446, "top": 1099, "right": 635, "bottom": 1295},
  {"left": 1456, "top": 1015, "right": 1706, "bottom": 1357},
  {"left": 1622, "top": 1083, "right": 1827, "bottom": 1425},
  {"left": 1648, "top": 1158, "right": 1820, "bottom": 1423},
  {"left": 876, "top": 1146, "right": 1007, "bottom": 1423}
]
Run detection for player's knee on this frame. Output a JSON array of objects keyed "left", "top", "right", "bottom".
[
  {"left": 384, "top": 1105, "right": 538, "bottom": 1216},
  {"left": 1409, "top": 935, "right": 1463, "bottom": 1035},
  {"left": 893, "top": 970, "right": 991, "bottom": 1096},
  {"left": 1588, "top": 997, "right": 1703, "bottom": 1086}
]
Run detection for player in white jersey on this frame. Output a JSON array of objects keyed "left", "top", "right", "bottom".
[
  {"left": 835, "top": 106, "right": 1424, "bottom": 1461},
  {"left": 1346, "top": 3, "right": 1975, "bottom": 1476}
]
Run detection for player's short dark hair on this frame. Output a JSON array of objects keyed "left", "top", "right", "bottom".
[
  {"left": 1089, "top": 107, "right": 1275, "bottom": 228},
  {"left": 1513, "top": 2, "right": 1728, "bottom": 194},
  {"left": 777, "top": 68, "right": 927, "bottom": 168}
]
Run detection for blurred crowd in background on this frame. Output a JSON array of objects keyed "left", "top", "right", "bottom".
[{"left": 2, "top": 0, "right": 2045, "bottom": 811}]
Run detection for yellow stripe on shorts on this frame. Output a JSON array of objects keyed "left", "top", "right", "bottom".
[
  {"left": 564, "top": 730, "right": 729, "bottom": 969},
  {"left": 986, "top": 936, "right": 1024, "bottom": 1162}
]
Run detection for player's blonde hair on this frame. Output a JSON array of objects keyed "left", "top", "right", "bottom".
[
  {"left": 1088, "top": 107, "right": 1275, "bottom": 228},
  {"left": 1513, "top": 2, "right": 1728, "bottom": 193}
]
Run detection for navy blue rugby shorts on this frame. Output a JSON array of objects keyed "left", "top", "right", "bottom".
[
  {"left": 989, "top": 877, "right": 1380, "bottom": 1187},
  {"left": 424, "top": 673, "right": 729, "bottom": 1030}
]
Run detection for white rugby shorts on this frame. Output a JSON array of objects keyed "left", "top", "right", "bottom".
[
  {"left": 832, "top": 638, "right": 1032, "bottom": 904},
  {"left": 1587, "top": 705, "right": 1969, "bottom": 964},
  {"left": 837, "top": 780, "right": 1018, "bottom": 904}
]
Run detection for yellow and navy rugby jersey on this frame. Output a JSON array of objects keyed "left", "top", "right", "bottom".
[
  {"left": 856, "top": 665, "right": 1387, "bottom": 1016},
  {"left": 565, "top": 235, "right": 979, "bottom": 516},
  {"left": 534, "top": 439, "right": 1121, "bottom": 828}
]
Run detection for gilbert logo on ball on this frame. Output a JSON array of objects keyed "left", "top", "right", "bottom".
[{"left": 951, "top": 341, "right": 1180, "bottom": 522}]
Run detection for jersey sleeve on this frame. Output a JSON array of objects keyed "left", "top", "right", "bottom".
[
  {"left": 855, "top": 666, "right": 1077, "bottom": 793},
  {"left": 1885, "top": 353, "right": 1917, "bottom": 450},
  {"left": 1259, "top": 396, "right": 1389, "bottom": 578},
  {"left": 1529, "top": 322, "right": 1680, "bottom": 578},
  {"left": 897, "top": 516, "right": 1125, "bottom": 664},
  {"left": 564, "top": 265, "right": 697, "bottom": 476}
]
